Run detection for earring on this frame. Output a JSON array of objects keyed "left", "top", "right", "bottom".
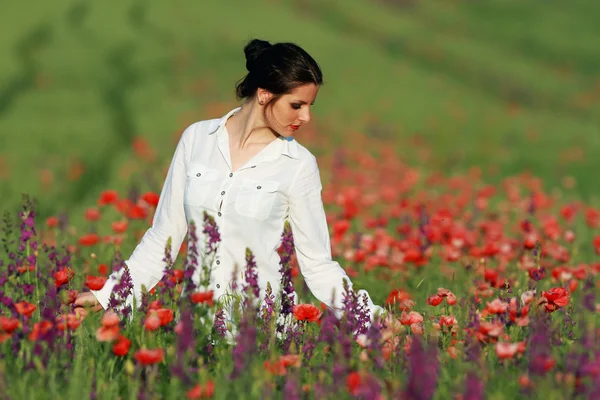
[{"left": 259, "top": 99, "right": 264, "bottom": 105}]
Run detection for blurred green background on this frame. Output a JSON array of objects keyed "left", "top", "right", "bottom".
[{"left": 1, "top": 0, "right": 599, "bottom": 222}]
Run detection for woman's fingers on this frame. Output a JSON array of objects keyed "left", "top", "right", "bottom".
[
  {"left": 74, "top": 292, "right": 99, "bottom": 308},
  {"left": 74, "top": 306, "right": 89, "bottom": 320}
]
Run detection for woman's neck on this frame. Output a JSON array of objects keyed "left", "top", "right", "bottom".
[{"left": 226, "top": 102, "right": 278, "bottom": 149}]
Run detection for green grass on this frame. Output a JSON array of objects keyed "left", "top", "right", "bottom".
[{"left": 1, "top": 0, "right": 599, "bottom": 223}]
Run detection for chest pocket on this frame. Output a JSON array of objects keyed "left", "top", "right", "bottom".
[
  {"left": 235, "top": 179, "right": 279, "bottom": 220},
  {"left": 184, "top": 163, "right": 220, "bottom": 208}
]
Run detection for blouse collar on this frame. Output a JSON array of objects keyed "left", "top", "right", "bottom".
[{"left": 210, "top": 107, "right": 299, "bottom": 160}]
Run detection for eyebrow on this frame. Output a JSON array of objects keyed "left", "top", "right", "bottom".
[{"left": 294, "top": 100, "right": 315, "bottom": 105}]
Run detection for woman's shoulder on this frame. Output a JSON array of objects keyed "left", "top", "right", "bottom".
[
  {"left": 178, "top": 117, "right": 222, "bottom": 146},
  {"left": 290, "top": 139, "right": 318, "bottom": 165}
]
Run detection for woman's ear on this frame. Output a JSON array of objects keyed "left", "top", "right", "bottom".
[{"left": 257, "top": 88, "right": 274, "bottom": 105}]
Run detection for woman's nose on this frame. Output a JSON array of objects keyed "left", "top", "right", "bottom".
[{"left": 299, "top": 108, "right": 310, "bottom": 123}]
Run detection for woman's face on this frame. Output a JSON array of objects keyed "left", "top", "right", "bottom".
[{"left": 261, "top": 83, "right": 319, "bottom": 138}]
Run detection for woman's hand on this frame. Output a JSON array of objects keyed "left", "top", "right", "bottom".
[{"left": 73, "top": 292, "right": 103, "bottom": 319}]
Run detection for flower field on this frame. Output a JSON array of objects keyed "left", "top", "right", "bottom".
[
  {"left": 1, "top": 121, "right": 600, "bottom": 399},
  {"left": 2, "top": 1, "right": 600, "bottom": 399}
]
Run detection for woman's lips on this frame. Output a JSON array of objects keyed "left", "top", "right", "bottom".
[{"left": 290, "top": 125, "right": 300, "bottom": 130}]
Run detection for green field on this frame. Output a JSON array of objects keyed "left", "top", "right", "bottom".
[{"left": 1, "top": 0, "right": 599, "bottom": 219}]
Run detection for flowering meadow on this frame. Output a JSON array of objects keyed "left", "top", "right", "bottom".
[
  {"left": 2, "top": 116, "right": 600, "bottom": 400},
  {"left": 2, "top": 1, "right": 600, "bottom": 399}
]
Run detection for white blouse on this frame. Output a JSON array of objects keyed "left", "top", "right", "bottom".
[{"left": 91, "top": 107, "right": 384, "bottom": 320}]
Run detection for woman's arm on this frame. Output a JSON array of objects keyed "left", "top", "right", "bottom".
[
  {"left": 287, "top": 154, "right": 385, "bottom": 321},
  {"left": 90, "top": 123, "right": 196, "bottom": 311}
]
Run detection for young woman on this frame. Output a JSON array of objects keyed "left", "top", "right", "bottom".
[{"left": 75, "top": 38, "right": 386, "bottom": 324}]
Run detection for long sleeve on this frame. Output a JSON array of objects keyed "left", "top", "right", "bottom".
[
  {"left": 91, "top": 123, "right": 196, "bottom": 311},
  {"left": 287, "top": 155, "right": 385, "bottom": 321}
]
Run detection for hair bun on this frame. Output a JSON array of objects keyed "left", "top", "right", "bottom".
[{"left": 244, "top": 39, "right": 271, "bottom": 72}]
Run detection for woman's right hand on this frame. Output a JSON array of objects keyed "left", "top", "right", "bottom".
[{"left": 73, "top": 292, "right": 103, "bottom": 319}]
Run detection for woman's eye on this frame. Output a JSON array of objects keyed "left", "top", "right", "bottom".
[{"left": 291, "top": 104, "right": 301, "bottom": 110}]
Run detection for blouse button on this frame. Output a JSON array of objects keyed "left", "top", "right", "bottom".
[
  {"left": 257, "top": 185, "right": 262, "bottom": 189},
  {"left": 216, "top": 284, "right": 220, "bottom": 289},
  {"left": 196, "top": 173, "right": 201, "bottom": 177},
  {"left": 216, "top": 260, "right": 220, "bottom": 265},
  {"left": 251, "top": 165, "right": 256, "bottom": 168},
  {"left": 229, "top": 173, "right": 233, "bottom": 177},
  {"left": 221, "top": 191, "right": 225, "bottom": 195},
  {"left": 218, "top": 212, "right": 222, "bottom": 217}
]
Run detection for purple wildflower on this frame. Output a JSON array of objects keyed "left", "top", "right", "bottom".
[
  {"left": 354, "top": 373, "right": 383, "bottom": 399},
  {"left": 212, "top": 307, "right": 227, "bottom": 339},
  {"left": 404, "top": 335, "right": 439, "bottom": 400},
  {"left": 283, "top": 373, "right": 301, "bottom": 400},
  {"left": 106, "top": 255, "right": 134, "bottom": 318},
  {"left": 180, "top": 221, "right": 199, "bottom": 300},
  {"left": 230, "top": 308, "right": 257, "bottom": 379},
  {"left": 242, "top": 248, "right": 260, "bottom": 307},
  {"left": 527, "top": 313, "right": 554, "bottom": 376},
  {"left": 202, "top": 212, "right": 221, "bottom": 255},
  {"left": 157, "top": 236, "right": 178, "bottom": 303},
  {"left": 341, "top": 280, "right": 369, "bottom": 337},
  {"left": 278, "top": 221, "right": 296, "bottom": 319},
  {"left": 259, "top": 282, "right": 276, "bottom": 352},
  {"left": 170, "top": 306, "right": 196, "bottom": 385},
  {"left": 364, "top": 316, "right": 385, "bottom": 369},
  {"left": 462, "top": 372, "right": 485, "bottom": 400}
]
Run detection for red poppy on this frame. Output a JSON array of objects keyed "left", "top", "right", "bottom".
[
  {"left": 111, "top": 220, "right": 128, "bottom": 234},
  {"left": 98, "top": 263, "right": 109, "bottom": 275},
  {"left": 426, "top": 294, "right": 444, "bottom": 306},
  {"left": 85, "top": 207, "right": 101, "bottom": 222},
  {"left": 29, "top": 320, "right": 53, "bottom": 341},
  {"left": 144, "top": 313, "right": 161, "bottom": 331},
  {"left": 54, "top": 268, "right": 74, "bottom": 288},
  {"left": 186, "top": 381, "right": 215, "bottom": 399},
  {"left": 101, "top": 311, "right": 120, "bottom": 328},
  {"left": 155, "top": 308, "right": 174, "bottom": 326},
  {"left": 134, "top": 348, "right": 164, "bottom": 365},
  {"left": 332, "top": 219, "right": 351, "bottom": 237},
  {"left": 0, "top": 316, "right": 20, "bottom": 333},
  {"left": 46, "top": 216, "right": 59, "bottom": 228},
  {"left": 149, "top": 300, "right": 162, "bottom": 310},
  {"left": 56, "top": 314, "right": 82, "bottom": 331},
  {"left": 399, "top": 311, "right": 423, "bottom": 326},
  {"left": 293, "top": 304, "right": 321, "bottom": 322},
  {"left": 346, "top": 371, "right": 362, "bottom": 396},
  {"left": 263, "top": 359, "right": 286, "bottom": 376},
  {"left": 141, "top": 192, "right": 160, "bottom": 208},
  {"left": 112, "top": 335, "right": 131, "bottom": 357},
  {"left": 476, "top": 321, "right": 504, "bottom": 343},
  {"left": 17, "top": 265, "right": 35, "bottom": 274},
  {"left": 114, "top": 198, "right": 134, "bottom": 215},
  {"left": 96, "top": 325, "right": 120, "bottom": 342},
  {"left": 79, "top": 233, "right": 100, "bottom": 247},
  {"left": 191, "top": 291, "right": 214, "bottom": 306},
  {"left": 127, "top": 205, "right": 147, "bottom": 220},
  {"left": 14, "top": 301, "right": 36, "bottom": 317},
  {"left": 439, "top": 315, "right": 458, "bottom": 328},
  {"left": 85, "top": 276, "right": 108, "bottom": 291},
  {"left": 496, "top": 341, "right": 526, "bottom": 360},
  {"left": 385, "top": 288, "right": 412, "bottom": 308},
  {"left": 427, "top": 288, "right": 457, "bottom": 306},
  {"left": 98, "top": 190, "right": 119, "bottom": 206},
  {"left": 170, "top": 269, "right": 184, "bottom": 284},
  {"left": 540, "top": 287, "right": 570, "bottom": 312},
  {"left": 485, "top": 299, "right": 509, "bottom": 315},
  {"left": 594, "top": 236, "right": 600, "bottom": 254}
]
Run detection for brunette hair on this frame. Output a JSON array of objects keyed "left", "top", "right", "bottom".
[{"left": 235, "top": 39, "right": 323, "bottom": 105}]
